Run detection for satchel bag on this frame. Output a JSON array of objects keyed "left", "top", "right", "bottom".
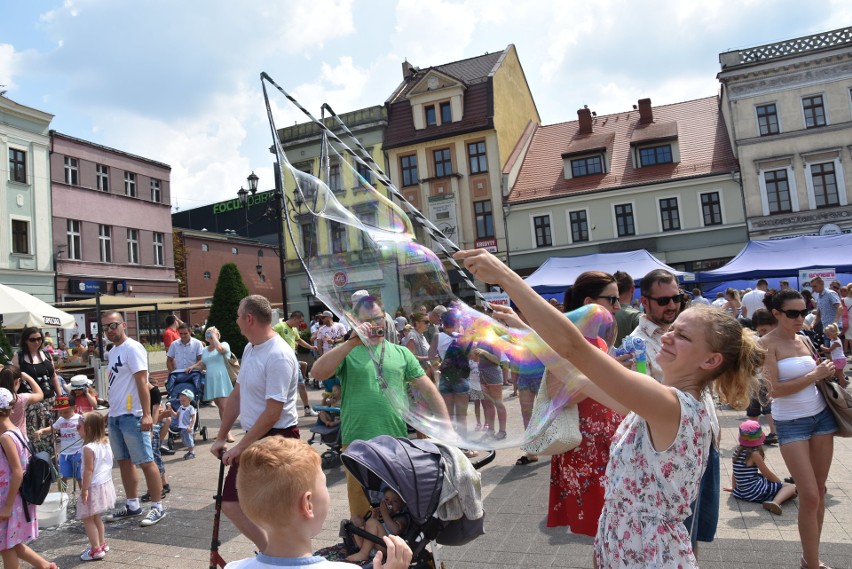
[
  {"left": 817, "top": 380, "right": 852, "bottom": 437},
  {"left": 224, "top": 353, "right": 240, "bottom": 385},
  {"left": 521, "top": 370, "right": 582, "bottom": 455}
]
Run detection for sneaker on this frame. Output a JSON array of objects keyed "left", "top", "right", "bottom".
[
  {"left": 141, "top": 484, "right": 170, "bottom": 502},
  {"left": 103, "top": 505, "right": 143, "bottom": 522},
  {"left": 101, "top": 542, "right": 110, "bottom": 553},
  {"left": 81, "top": 546, "right": 105, "bottom": 561},
  {"left": 764, "top": 433, "right": 779, "bottom": 445},
  {"left": 304, "top": 406, "right": 318, "bottom": 417},
  {"left": 163, "top": 483, "right": 171, "bottom": 495},
  {"left": 140, "top": 507, "right": 166, "bottom": 527},
  {"left": 159, "top": 446, "right": 176, "bottom": 456},
  {"left": 184, "top": 451, "right": 196, "bottom": 460}
]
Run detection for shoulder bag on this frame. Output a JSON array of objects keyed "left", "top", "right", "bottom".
[
  {"left": 802, "top": 335, "right": 852, "bottom": 437},
  {"left": 521, "top": 369, "right": 581, "bottom": 455},
  {"left": 223, "top": 352, "right": 240, "bottom": 385}
]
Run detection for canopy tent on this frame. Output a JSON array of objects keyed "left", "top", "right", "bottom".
[
  {"left": 0, "top": 283, "right": 76, "bottom": 329},
  {"left": 697, "top": 235, "right": 852, "bottom": 283},
  {"left": 55, "top": 295, "right": 211, "bottom": 309},
  {"left": 524, "top": 250, "right": 687, "bottom": 299}
]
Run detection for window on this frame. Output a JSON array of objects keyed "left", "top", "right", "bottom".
[
  {"left": 638, "top": 145, "right": 673, "bottom": 166},
  {"left": 756, "top": 103, "right": 779, "bottom": 136},
  {"left": 571, "top": 155, "right": 603, "bottom": 177},
  {"left": 203, "top": 271, "right": 211, "bottom": 280},
  {"left": 231, "top": 247, "right": 239, "bottom": 255},
  {"left": 201, "top": 243, "right": 209, "bottom": 252},
  {"left": 153, "top": 232, "right": 164, "bottom": 265},
  {"left": 356, "top": 162, "right": 372, "bottom": 186},
  {"left": 400, "top": 155, "right": 418, "bottom": 186},
  {"left": 569, "top": 210, "right": 589, "bottom": 242},
  {"left": 99, "top": 225, "right": 112, "bottom": 262},
  {"left": 127, "top": 228, "right": 139, "bottom": 264},
  {"left": 700, "top": 192, "right": 722, "bottom": 226},
  {"left": 331, "top": 221, "right": 346, "bottom": 253},
  {"left": 96, "top": 164, "right": 109, "bottom": 192},
  {"left": 802, "top": 95, "right": 826, "bottom": 128},
  {"left": 11, "top": 220, "right": 28, "bottom": 254},
  {"left": 329, "top": 160, "right": 342, "bottom": 192},
  {"left": 440, "top": 102, "right": 452, "bottom": 124},
  {"left": 257, "top": 249, "right": 264, "bottom": 257},
  {"left": 301, "top": 222, "right": 316, "bottom": 257},
  {"left": 659, "top": 198, "right": 680, "bottom": 231},
  {"left": 614, "top": 204, "right": 635, "bottom": 237},
  {"left": 151, "top": 179, "right": 161, "bottom": 203},
  {"left": 474, "top": 200, "right": 494, "bottom": 239},
  {"left": 811, "top": 162, "right": 839, "bottom": 208},
  {"left": 434, "top": 148, "right": 452, "bottom": 178},
  {"left": 9, "top": 149, "right": 26, "bottom": 183},
  {"left": 359, "top": 212, "right": 377, "bottom": 249},
  {"left": 67, "top": 219, "right": 82, "bottom": 260},
  {"left": 533, "top": 215, "right": 552, "bottom": 248},
  {"left": 468, "top": 142, "right": 487, "bottom": 174},
  {"left": 764, "top": 169, "right": 792, "bottom": 214},
  {"left": 124, "top": 172, "right": 136, "bottom": 197},
  {"left": 425, "top": 105, "right": 437, "bottom": 126},
  {"left": 64, "top": 157, "right": 79, "bottom": 185}
]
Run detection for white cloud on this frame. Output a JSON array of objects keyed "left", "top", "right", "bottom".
[{"left": 391, "top": 0, "right": 479, "bottom": 66}]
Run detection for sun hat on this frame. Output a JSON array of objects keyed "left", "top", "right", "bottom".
[
  {"left": 738, "top": 420, "right": 765, "bottom": 447},
  {"left": 0, "top": 388, "right": 13, "bottom": 410},
  {"left": 70, "top": 375, "right": 93, "bottom": 388},
  {"left": 180, "top": 389, "right": 195, "bottom": 399},
  {"left": 51, "top": 395, "right": 73, "bottom": 411}
]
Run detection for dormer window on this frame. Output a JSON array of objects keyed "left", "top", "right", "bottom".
[
  {"left": 638, "top": 144, "right": 673, "bottom": 167},
  {"left": 571, "top": 155, "right": 604, "bottom": 177},
  {"left": 425, "top": 105, "right": 437, "bottom": 127},
  {"left": 440, "top": 102, "right": 452, "bottom": 124}
]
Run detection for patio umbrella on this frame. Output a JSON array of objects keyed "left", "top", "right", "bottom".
[{"left": 0, "top": 283, "right": 75, "bottom": 329}]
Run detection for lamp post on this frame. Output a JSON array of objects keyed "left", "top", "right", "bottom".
[{"left": 237, "top": 170, "right": 288, "bottom": 316}]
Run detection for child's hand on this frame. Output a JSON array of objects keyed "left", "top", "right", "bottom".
[
  {"left": 373, "top": 535, "right": 412, "bottom": 569},
  {"left": 80, "top": 488, "right": 89, "bottom": 504}
]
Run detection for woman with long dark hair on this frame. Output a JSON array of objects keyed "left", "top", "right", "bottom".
[{"left": 10, "top": 327, "right": 62, "bottom": 453}]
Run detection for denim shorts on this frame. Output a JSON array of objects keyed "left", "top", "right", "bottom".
[
  {"left": 517, "top": 374, "right": 542, "bottom": 393},
  {"left": 109, "top": 413, "right": 154, "bottom": 465},
  {"left": 59, "top": 452, "right": 82, "bottom": 479},
  {"left": 775, "top": 406, "right": 838, "bottom": 445},
  {"left": 439, "top": 378, "right": 470, "bottom": 395}
]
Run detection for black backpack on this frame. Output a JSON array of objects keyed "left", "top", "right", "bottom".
[
  {"left": 440, "top": 335, "right": 471, "bottom": 384},
  {"left": 3, "top": 431, "right": 56, "bottom": 520}
]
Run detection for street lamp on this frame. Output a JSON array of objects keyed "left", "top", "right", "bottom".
[{"left": 237, "top": 171, "right": 288, "bottom": 316}]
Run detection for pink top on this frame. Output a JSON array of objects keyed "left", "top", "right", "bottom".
[{"left": 10, "top": 393, "right": 31, "bottom": 439}]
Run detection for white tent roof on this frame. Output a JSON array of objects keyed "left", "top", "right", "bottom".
[{"left": 0, "top": 283, "right": 76, "bottom": 329}]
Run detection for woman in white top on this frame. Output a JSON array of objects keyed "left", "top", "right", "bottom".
[
  {"left": 403, "top": 313, "right": 431, "bottom": 375},
  {"left": 759, "top": 289, "right": 838, "bottom": 569}
]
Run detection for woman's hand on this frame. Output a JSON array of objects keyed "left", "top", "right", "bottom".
[
  {"left": 489, "top": 305, "right": 529, "bottom": 331},
  {"left": 815, "top": 359, "right": 835, "bottom": 381},
  {"left": 453, "top": 249, "right": 514, "bottom": 286}
]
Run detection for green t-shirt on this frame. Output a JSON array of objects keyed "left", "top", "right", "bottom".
[
  {"left": 273, "top": 322, "right": 299, "bottom": 350},
  {"left": 336, "top": 342, "right": 423, "bottom": 446}
]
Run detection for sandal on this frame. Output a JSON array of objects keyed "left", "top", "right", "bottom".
[
  {"left": 800, "top": 558, "right": 831, "bottom": 569},
  {"left": 494, "top": 430, "right": 507, "bottom": 440},
  {"left": 515, "top": 455, "right": 539, "bottom": 466}
]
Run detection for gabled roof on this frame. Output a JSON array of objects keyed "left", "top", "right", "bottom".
[
  {"left": 508, "top": 96, "right": 737, "bottom": 204},
  {"left": 387, "top": 50, "right": 505, "bottom": 104}
]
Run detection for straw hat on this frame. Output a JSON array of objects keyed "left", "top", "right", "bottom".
[
  {"left": 69, "top": 375, "right": 93, "bottom": 389},
  {"left": 738, "top": 420, "right": 765, "bottom": 447}
]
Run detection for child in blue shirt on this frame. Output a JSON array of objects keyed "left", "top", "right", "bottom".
[{"left": 176, "top": 390, "right": 196, "bottom": 460}]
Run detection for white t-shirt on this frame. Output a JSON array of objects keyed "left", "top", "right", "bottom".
[
  {"left": 316, "top": 323, "right": 347, "bottom": 353},
  {"left": 177, "top": 404, "right": 197, "bottom": 430},
  {"left": 53, "top": 414, "right": 84, "bottom": 456},
  {"left": 106, "top": 337, "right": 149, "bottom": 417},
  {"left": 226, "top": 554, "right": 358, "bottom": 568},
  {"left": 167, "top": 337, "right": 203, "bottom": 370},
  {"left": 237, "top": 334, "right": 299, "bottom": 432},
  {"left": 85, "top": 441, "right": 114, "bottom": 486},
  {"left": 741, "top": 289, "right": 766, "bottom": 318}
]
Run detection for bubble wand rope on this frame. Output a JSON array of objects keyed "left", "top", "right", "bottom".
[{"left": 259, "top": 72, "right": 487, "bottom": 306}]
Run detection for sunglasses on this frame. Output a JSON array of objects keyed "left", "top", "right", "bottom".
[
  {"left": 645, "top": 294, "right": 684, "bottom": 307},
  {"left": 103, "top": 322, "right": 123, "bottom": 330},
  {"left": 28, "top": 337, "right": 43, "bottom": 343},
  {"left": 780, "top": 309, "right": 809, "bottom": 319},
  {"left": 594, "top": 296, "right": 620, "bottom": 306}
]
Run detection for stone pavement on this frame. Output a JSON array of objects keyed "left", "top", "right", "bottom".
[{"left": 29, "top": 384, "right": 852, "bottom": 568}]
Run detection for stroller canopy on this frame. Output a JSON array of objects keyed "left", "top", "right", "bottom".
[{"left": 341, "top": 436, "right": 444, "bottom": 526}]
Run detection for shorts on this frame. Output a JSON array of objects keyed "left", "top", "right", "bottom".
[
  {"left": 833, "top": 358, "right": 846, "bottom": 372},
  {"left": 439, "top": 378, "right": 470, "bottom": 395},
  {"left": 108, "top": 414, "right": 154, "bottom": 465},
  {"left": 684, "top": 445, "right": 720, "bottom": 544},
  {"left": 222, "top": 425, "right": 300, "bottom": 502},
  {"left": 775, "top": 406, "right": 838, "bottom": 445},
  {"left": 59, "top": 452, "right": 82, "bottom": 479},
  {"left": 517, "top": 373, "right": 542, "bottom": 393},
  {"left": 152, "top": 424, "right": 165, "bottom": 475},
  {"left": 298, "top": 370, "right": 305, "bottom": 385}
]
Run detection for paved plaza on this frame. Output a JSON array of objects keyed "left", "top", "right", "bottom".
[{"left": 29, "top": 384, "right": 852, "bottom": 568}]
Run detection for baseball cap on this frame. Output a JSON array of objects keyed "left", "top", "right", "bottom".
[
  {"left": 0, "top": 388, "right": 13, "bottom": 410},
  {"left": 321, "top": 310, "right": 334, "bottom": 318},
  {"left": 351, "top": 290, "right": 370, "bottom": 305},
  {"left": 180, "top": 389, "right": 195, "bottom": 399}
]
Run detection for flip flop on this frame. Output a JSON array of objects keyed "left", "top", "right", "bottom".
[{"left": 515, "top": 455, "right": 539, "bottom": 466}]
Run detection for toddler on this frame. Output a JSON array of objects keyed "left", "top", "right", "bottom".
[
  {"left": 176, "top": 389, "right": 196, "bottom": 460},
  {"left": 35, "top": 395, "right": 83, "bottom": 486},
  {"left": 77, "top": 411, "right": 117, "bottom": 561},
  {"left": 727, "top": 420, "right": 797, "bottom": 515},
  {"left": 820, "top": 323, "right": 848, "bottom": 387},
  {"left": 346, "top": 488, "right": 409, "bottom": 563},
  {"left": 318, "top": 385, "right": 341, "bottom": 428}
]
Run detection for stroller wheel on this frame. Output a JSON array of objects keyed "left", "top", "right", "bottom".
[{"left": 201, "top": 426, "right": 208, "bottom": 441}]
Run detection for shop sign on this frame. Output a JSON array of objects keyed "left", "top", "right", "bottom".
[{"left": 475, "top": 238, "right": 497, "bottom": 253}]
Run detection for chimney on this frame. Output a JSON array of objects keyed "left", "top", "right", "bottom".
[
  {"left": 637, "top": 98, "right": 653, "bottom": 124},
  {"left": 402, "top": 60, "right": 415, "bottom": 79},
  {"left": 577, "top": 107, "right": 593, "bottom": 134}
]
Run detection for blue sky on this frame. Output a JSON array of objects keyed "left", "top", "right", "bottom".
[{"left": 2, "top": 0, "right": 849, "bottom": 211}]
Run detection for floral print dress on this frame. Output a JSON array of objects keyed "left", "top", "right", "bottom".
[
  {"left": 0, "top": 428, "right": 39, "bottom": 550},
  {"left": 595, "top": 389, "right": 709, "bottom": 568}
]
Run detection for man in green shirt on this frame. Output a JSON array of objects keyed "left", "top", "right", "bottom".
[
  {"left": 273, "top": 311, "right": 318, "bottom": 416},
  {"left": 312, "top": 295, "right": 449, "bottom": 518}
]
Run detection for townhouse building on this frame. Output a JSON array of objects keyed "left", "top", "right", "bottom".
[{"left": 718, "top": 26, "right": 852, "bottom": 240}]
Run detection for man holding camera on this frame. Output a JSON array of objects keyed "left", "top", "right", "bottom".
[{"left": 312, "top": 294, "right": 449, "bottom": 518}]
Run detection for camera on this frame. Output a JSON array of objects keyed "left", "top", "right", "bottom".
[{"left": 368, "top": 327, "right": 385, "bottom": 338}]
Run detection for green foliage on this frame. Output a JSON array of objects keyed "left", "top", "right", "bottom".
[
  {"left": 144, "top": 343, "right": 165, "bottom": 353},
  {"left": 0, "top": 325, "right": 13, "bottom": 365},
  {"left": 207, "top": 263, "right": 250, "bottom": 357}
]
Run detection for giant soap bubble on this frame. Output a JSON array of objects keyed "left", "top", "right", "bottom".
[{"left": 263, "top": 75, "right": 616, "bottom": 451}]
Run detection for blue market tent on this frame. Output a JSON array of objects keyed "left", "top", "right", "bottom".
[
  {"left": 696, "top": 235, "right": 852, "bottom": 283},
  {"left": 524, "top": 250, "right": 687, "bottom": 300}
]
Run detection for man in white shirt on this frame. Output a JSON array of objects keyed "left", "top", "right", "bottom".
[
  {"left": 315, "top": 311, "right": 348, "bottom": 355},
  {"left": 740, "top": 279, "right": 768, "bottom": 318},
  {"left": 691, "top": 288, "right": 711, "bottom": 306},
  {"left": 166, "top": 323, "right": 203, "bottom": 373}
]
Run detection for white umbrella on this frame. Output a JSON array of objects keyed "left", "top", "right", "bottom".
[{"left": 0, "top": 283, "right": 76, "bottom": 329}]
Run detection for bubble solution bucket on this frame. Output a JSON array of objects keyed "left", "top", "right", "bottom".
[{"left": 36, "top": 492, "right": 68, "bottom": 529}]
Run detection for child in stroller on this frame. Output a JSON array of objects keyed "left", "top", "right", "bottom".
[
  {"left": 307, "top": 382, "right": 342, "bottom": 469},
  {"left": 163, "top": 370, "right": 208, "bottom": 450},
  {"left": 346, "top": 487, "right": 410, "bottom": 563}
]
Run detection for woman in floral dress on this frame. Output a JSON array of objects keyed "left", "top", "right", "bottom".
[{"left": 456, "top": 248, "right": 763, "bottom": 568}]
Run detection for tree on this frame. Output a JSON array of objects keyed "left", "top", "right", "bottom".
[
  {"left": 0, "top": 324, "right": 13, "bottom": 365},
  {"left": 206, "top": 263, "right": 250, "bottom": 358}
]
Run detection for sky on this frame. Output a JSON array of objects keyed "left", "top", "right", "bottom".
[{"left": 2, "top": 0, "right": 850, "bottom": 213}]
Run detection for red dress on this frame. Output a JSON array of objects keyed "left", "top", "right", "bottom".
[{"left": 547, "top": 397, "right": 624, "bottom": 536}]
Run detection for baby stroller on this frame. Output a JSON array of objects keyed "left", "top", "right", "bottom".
[
  {"left": 331, "top": 435, "right": 494, "bottom": 569},
  {"left": 307, "top": 405, "right": 342, "bottom": 469},
  {"left": 164, "top": 370, "right": 208, "bottom": 450}
]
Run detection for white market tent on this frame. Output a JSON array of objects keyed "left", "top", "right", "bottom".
[{"left": 0, "top": 283, "right": 76, "bottom": 329}]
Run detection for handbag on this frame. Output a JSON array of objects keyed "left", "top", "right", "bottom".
[
  {"left": 224, "top": 353, "right": 240, "bottom": 385},
  {"left": 817, "top": 380, "right": 852, "bottom": 437},
  {"left": 521, "top": 370, "right": 582, "bottom": 455}
]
